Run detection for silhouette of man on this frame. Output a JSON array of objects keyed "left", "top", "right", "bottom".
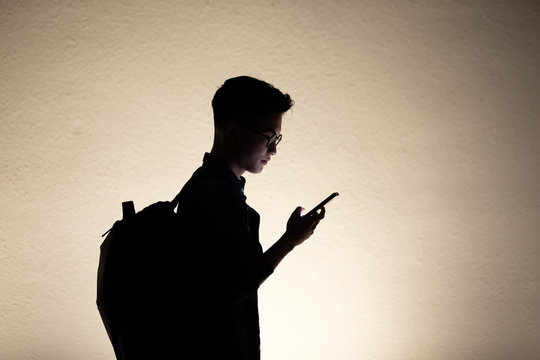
[
  {"left": 101, "top": 76, "right": 327, "bottom": 359},
  {"left": 174, "top": 76, "right": 326, "bottom": 359}
]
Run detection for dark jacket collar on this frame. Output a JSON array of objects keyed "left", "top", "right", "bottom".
[{"left": 203, "top": 152, "right": 247, "bottom": 197}]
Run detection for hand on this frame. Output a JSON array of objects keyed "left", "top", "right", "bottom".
[
  {"left": 285, "top": 206, "right": 326, "bottom": 247},
  {"left": 263, "top": 206, "right": 326, "bottom": 273}
]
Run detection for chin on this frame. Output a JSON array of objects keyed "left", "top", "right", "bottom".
[
  {"left": 246, "top": 163, "right": 265, "bottom": 174},
  {"left": 242, "top": 158, "right": 267, "bottom": 175},
  {"left": 247, "top": 167, "right": 264, "bottom": 174}
]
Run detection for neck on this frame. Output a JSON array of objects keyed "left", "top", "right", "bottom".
[{"left": 210, "top": 145, "right": 245, "bottom": 179}]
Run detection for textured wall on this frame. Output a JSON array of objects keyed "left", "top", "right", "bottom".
[{"left": 1, "top": 1, "right": 539, "bottom": 359}]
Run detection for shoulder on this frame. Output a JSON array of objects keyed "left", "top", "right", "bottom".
[
  {"left": 192, "top": 176, "right": 237, "bottom": 200},
  {"left": 180, "top": 176, "right": 247, "bottom": 234},
  {"left": 180, "top": 173, "right": 243, "bottom": 212}
]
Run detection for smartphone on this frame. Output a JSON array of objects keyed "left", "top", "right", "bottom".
[{"left": 304, "top": 192, "right": 339, "bottom": 217}]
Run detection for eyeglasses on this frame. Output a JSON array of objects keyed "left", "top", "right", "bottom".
[{"left": 236, "top": 122, "right": 282, "bottom": 147}]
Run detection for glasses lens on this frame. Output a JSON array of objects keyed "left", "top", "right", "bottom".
[
  {"left": 270, "top": 134, "right": 282, "bottom": 146},
  {"left": 264, "top": 133, "right": 282, "bottom": 147}
]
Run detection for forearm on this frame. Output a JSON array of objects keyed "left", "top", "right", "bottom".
[{"left": 263, "top": 232, "right": 296, "bottom": 271}]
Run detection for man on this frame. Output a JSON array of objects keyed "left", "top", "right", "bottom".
[{"left": 176, "top": 76, "right": 326, "bottom": 359}]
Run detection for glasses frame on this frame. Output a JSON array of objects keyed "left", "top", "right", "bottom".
[{"left": 236, "top": 122, "right": 282, "bottom": 147}]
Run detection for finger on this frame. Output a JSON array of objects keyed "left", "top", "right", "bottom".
[
  {"left": 293, "top": 206, "right": 304, "bottom": 217},
  {"left": 317, "top": 206, "right": 326, "bottom": 219}
]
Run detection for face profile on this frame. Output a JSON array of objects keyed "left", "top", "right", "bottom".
[{"left": 232, "top": 112, "right": 283, "bottom": 174}]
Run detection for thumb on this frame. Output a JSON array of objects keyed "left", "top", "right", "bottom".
[{"left": 293, "top": 206, "right": 304, "bottom": 217}]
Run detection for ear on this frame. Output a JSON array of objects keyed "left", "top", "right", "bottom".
[{"left": 223, "top": 121, "right": 239, "bottom": 145}]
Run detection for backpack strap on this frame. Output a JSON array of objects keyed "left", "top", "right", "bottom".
[
  {"left": 101, "top": 201, "right": 136, "bottom": 238},
  {"left": 170, "top": 168, "right": 206, "bottom": 210},
  {"left": 122, "top": 201, "right": 136, "bottom": 220},
  {"left": 170, "top": 190, "right": 184, "bottom": 209}
]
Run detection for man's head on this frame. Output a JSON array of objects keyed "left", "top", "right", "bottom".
[
  {"left": 211, "top": 76, "right": 294, "bottom": 177},
  {"left": 212, "top": 76, "right": 293, "bottom": 129}
]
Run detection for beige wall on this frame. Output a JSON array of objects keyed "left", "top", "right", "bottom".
[{"left": 1, "top": 1, "right": 539, "bottom": 359}]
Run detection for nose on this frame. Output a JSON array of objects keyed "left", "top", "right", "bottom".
[{"left": 268, "top": 141, "right": 277, "bottom": 155}]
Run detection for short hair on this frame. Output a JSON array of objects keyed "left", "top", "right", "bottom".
[{"left": 212, "top": 76, "right": 294, "bottom": 128}]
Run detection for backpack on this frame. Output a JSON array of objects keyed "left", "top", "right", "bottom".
[{"left": 96, "top": 189, "right": 194, "bottom": 359}]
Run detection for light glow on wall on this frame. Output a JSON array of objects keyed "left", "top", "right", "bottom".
[{"left": 1, "top": 1, "right": 539, "bottom": 359}]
